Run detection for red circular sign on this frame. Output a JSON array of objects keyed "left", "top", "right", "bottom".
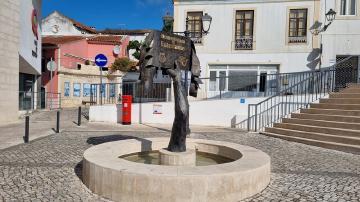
[{"left": 31, "top": 9, "right": 38, "bottom": 40}]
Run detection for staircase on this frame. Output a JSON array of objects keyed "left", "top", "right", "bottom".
[{"left": 261, "top": 84, "right": 360, "bottom": 154}]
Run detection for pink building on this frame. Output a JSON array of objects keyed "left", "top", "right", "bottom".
[{"left": 42, "top": 35, "right": 130, "bottom": 107}]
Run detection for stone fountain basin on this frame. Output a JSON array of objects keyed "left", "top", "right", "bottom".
[{"left": 82, "top": 138, "right": 271, "bottom": 202}]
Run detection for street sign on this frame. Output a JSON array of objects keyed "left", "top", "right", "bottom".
[
  {"left": 240, "top": 98, "right": 246, "bottom": 104},
  {"left": 46, "top": 60, "right": 57, "bottom": 71},
  {"left": 95, "top": 54, "right": 108, "bottom": 67}
]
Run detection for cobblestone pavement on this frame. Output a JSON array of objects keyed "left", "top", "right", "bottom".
[
  {"left": 0, "top": 109, "right": 85, "bottom": 150},
  {"left": 0, "top": 123, "right": 359, "bottom": 201}
]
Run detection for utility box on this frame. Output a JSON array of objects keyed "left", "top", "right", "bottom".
[{"left": 122, "top": 95, "right": 132, "bottom": 125}]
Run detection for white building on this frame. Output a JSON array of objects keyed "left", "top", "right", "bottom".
[
  {"left": 42, "top": 11, "right": 97, "bottom": 36},
  {"left": 173, "top": 0, "right": 360, "bottom": 98},
  {"left": 320, "top": 0, "right": 360, "bottom": 68}
]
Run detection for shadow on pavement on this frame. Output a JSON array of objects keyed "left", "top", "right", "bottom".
[
  {"left": 141, "top": 124, "right": 171, "bottom": 133},
  {"left": 86, "top": 135, "right": 136, "bottom": 145}
]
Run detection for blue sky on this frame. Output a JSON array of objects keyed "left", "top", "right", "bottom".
[{"left": 42, "top": 0, "right": 173, "bottom": 30}]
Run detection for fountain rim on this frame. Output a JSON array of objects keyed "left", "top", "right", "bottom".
[{"left": 83, "top": 138, "right": 270, "bottom": 176}]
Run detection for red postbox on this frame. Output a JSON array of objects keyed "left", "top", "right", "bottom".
[{"left": 122, "top": 95, "right": 132, "bottom": 125}]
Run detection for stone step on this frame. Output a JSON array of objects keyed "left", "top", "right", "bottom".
[
  {"left": 346, "top": 83, "right": 360, "bottom": 88},
  {"left": 300, "top": 108, "right": 360, "bottom": 116},
  {"left": 291, "top": 113, "right": 360, "bottom": 123},
  {"left": 340, "top": 88, "right": 360, "bottom": 93},
  {"left": 282, "top": 118, "right": 360, "bottom": 130},
  {"left": 266, "top": 126, "right": 360, "bottom": 146},
  {"left": 261, "top": 131, "right": 360, "bottom": 154},
  {"left": 329, "top": 93, "right": 360, "bottom": 98},
  {"left": 320, "top": 98, "right": 360, "bottom": 104},
  {"left": 273, "top": 123, "right": 360, "bottom": 139},
  {"left": 310, "top": 103, "right": 360, "bottom": 110}
]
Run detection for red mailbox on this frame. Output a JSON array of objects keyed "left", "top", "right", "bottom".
[{"left": 122, "top": 95, "right": 132, "bottom": 125}]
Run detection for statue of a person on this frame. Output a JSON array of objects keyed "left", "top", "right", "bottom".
[{"left": 138, "top": 31, "right": 201, "bottom": 152}]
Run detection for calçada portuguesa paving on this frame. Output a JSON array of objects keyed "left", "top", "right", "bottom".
[{"left": 0, "top": 111, "right": 359, "bottom": 201}]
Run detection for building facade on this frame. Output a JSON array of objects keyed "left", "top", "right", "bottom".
[
  {"left": 320, "top": 0, "right": 360, "bottom": 68},
  {"left": 42, "top": 12, "right": 130, "bottom": 108},
  {"left": 0, "top": 0, "right": 42, "bottom": 123},
  {"left": 174, "top": 0, "right": 360, "bottom": 98}
]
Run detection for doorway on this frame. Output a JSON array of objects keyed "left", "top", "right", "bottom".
[{"left": 335, "top": 56, "right": 359, "bottom": 90}]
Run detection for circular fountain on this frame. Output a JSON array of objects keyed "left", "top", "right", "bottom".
[{"left": 82, "top": 138, "right": 270, "bottom": 202}]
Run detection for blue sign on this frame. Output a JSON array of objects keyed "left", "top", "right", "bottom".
[
  {"left": 95, "top": 54, "right": 108, "bottom": 67},
  {"left": 240, "top": 98, "right": 246, "bottom": 104}
]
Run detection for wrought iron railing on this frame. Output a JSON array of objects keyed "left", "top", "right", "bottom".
[
  {"left": 89, "top": 69, "right": 349, "bottom": 105},
  {"left": 289, "top": 36, "right": 307, "bottom": 43},
  {"left": 236, "top": 56, "right": 357, "bottom": 131},
  {"left": 234, "top": 36, "right": 253, "bottom": 50}
]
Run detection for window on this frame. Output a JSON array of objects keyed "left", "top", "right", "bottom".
[
  {"left": 83, "top": 83, "right": 90, "bottom": 97},
  {"left": 109, "top": 84, "right": 116, "bottom": 98},
  {"left": 64, "top": 82, "right": 70, "bottom": 97},
  {"left": 186, "top": 12, "right": 203, "bottom": 43},
  {"left": 73, "top": 83, "right": 81, "bottom": 97},
  {"left": 91, "top": 84, "right": 97, "bottom": 96},
  {"left": 100, "top": 84, "right": 106, "bottom": 98},
  {"left": 219, "top": 71, "right": 226, "bottom": 91},
  {"left": 209, "top": 71, "right": 217, "bottom": 91},
  {"left": 341, "top": 0, "right": 356, "bottom": 15},
  {"left": 228, "top": 71, "right": 257, "bottom": 91},
  {"left": 289, "top": 9, "right": 308, "bottom": 43},
  {"left": 235, "top": 10, "right": 254, "bottom": 50}
]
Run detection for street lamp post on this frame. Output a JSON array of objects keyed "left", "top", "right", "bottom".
[
  {"left": 310, "top": 9, "right": 337, "bottom": 69},
  {"left": 163, "top": 13, "right": 213, "bottom": 37},
  {"left": 163, "top": 12, "right": 213, "bottom": 94}
]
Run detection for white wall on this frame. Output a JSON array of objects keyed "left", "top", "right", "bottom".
[
  {"left": 174, "top": 0, "right": 317, "bottom": 74},
  {"left": 320, "top": 0, "right": 360, "bottom": 66},
  {"left": 42, "top": 11, "right": 91, "bottom": 36},
  {"left": 89, "top": 104, "right": 122, "bottom": 123},
  {"left": 90, "top": 98, "right": 265, "bottom": 127},
  {"left": 19, "top": 0, "right": 42, "bottom": 74}
]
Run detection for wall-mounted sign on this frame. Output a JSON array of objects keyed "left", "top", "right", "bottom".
[
  {"left": 240, "top": 98, "right": 246, "bottom": 104},
  {"left": 153, "top": 104, "right": 162, "bottom": 114}
]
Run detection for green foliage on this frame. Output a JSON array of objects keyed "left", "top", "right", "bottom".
[
  {"left": 132, "top": 51, "right": 141, "bottom": 60},
  {"left": 127, "top": 40, "right": 141, "bottom": 60},
  {"left": 110, "top": 57, "right": 136, "bottom": 72},
  {"left": 128, "top": 40, "right": 141, "bottom": 50}
]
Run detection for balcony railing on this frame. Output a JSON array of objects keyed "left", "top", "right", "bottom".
[
  {"left": 288, "top": 36, "right": 307, "bottom": 43},
  {"left": 234, "top": 36, "right": 253, "bottom": 50},
  {"left": 173, "top": 31, "right": 203, "bottom": 44}
]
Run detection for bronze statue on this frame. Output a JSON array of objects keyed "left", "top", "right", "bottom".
[{"left": 138, "top": 30, "right": 201, "bottom": 152}]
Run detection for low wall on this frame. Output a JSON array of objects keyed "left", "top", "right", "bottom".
[
  {"left": 89, "top": 98, "right": 265, "bottom": 127},
  {"left": 89, "top": 104, "right": 122, "bottom": 123}
]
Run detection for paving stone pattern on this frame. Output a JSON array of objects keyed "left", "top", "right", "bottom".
[{"left": 0, "top": 125, "right": 359, "bottom": 201}]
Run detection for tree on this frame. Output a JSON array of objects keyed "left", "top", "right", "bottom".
[
  {"left": 127, "top": 40, "right": 141, "bottom": 60},
  {"left": 110, "top": 57, "right": 137, "bottom": 73}
]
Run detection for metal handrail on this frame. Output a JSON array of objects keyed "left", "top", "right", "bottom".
[{"left": 235, "top": 56, "right": 356, "bottom": 131}]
